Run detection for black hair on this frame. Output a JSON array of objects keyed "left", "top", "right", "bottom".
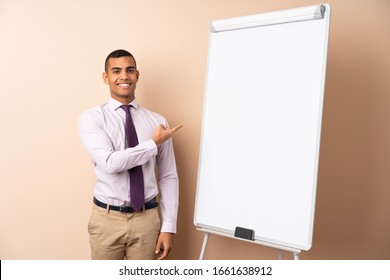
[{"left": 104, "top": 49, "right": 136, "bottom": 72}]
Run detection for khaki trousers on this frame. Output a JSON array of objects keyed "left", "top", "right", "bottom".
[{"left": 88, "top": 203, "right": 161, "bottom": 260}]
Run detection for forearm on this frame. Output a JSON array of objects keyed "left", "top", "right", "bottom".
[
  {"left": 98, "top": 140, "right": 157, "bottom": 173},
  {"left": 160, "top": 191, "right": 178, "bottom": 232}
]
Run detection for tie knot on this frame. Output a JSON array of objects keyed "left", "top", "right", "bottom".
[{"left": 120, "top": 105, "right": 132, "bottom": 114}]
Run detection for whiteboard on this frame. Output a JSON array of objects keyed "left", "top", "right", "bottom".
[{"left": 194, "top": 4, "right": 331, "bottom": 251}]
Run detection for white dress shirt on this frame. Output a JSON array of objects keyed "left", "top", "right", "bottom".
[{"left": 78, "top": 97, "right": 179, "bottom": 233}]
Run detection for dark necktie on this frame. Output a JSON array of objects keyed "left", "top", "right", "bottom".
[{"left": 121, "top": 105, "right": 145, "bottom": 211}]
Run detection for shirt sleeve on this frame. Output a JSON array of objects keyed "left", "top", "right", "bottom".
[
  {"left": 78, "top": 110, "right": 158, "bottom": 174},
  {"left": 156, "top": 135, "right": 179, "bottom": 233}
]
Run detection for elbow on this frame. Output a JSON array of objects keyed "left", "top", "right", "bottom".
[
  {"left": 99, "top": 153, "right": 126, "bottom": 174},
  {"left": 159, "top": 173, "right": 179, "bottom": 184},
  {"left": 101, "top": 165, "right": 119, "bottom": 174}
]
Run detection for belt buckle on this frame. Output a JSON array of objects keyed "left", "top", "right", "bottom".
[{"left": 119, "top": 203, "right": 129, "bottom": 213}]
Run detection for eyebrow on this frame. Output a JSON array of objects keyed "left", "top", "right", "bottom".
[{"left": 110, "top": 66, "right": 136, "bottom": 72}]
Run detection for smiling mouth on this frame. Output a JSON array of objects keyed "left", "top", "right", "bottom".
[{"left": 117, "top": 83, "right": 130, "bottom": 88}]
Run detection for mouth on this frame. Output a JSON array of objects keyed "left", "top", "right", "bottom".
[{"left": 117, "top": 83, "right": 130, "bottom": 88}]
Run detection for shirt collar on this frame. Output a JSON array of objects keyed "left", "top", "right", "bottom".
[{"left": 108, "top": 97, "right": 139, "bottom": 111}]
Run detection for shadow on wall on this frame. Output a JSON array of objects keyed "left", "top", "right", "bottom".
[{"left": 310, "top": 25, "right": 390, "bottom": 259}]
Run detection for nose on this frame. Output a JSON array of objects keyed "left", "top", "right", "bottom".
[{"left": 120, "top": 71, "right": 129, "bottom": 80}]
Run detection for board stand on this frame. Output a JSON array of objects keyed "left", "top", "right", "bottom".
[
  {"left": 198, "top": 228, "right": 301, "bottom": 260},
  {"left": 277, "top": 250, "right": 301, "bottom": 260},
  {"left": 199, "top": 232, "right": 210, "bottom": 260}
]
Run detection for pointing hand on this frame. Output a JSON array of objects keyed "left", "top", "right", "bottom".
[{"left": 152, "top": 124, "right": 183, "bottom": 145}]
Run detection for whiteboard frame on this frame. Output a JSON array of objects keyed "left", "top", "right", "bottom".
[{"left": 194, "top": 3, "right": 331, "bottom": 254}]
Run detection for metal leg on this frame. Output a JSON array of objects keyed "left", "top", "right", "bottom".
[
  {"left": 199, "top": 232, "right": 210, "bottom": 260},
  {"left": 293, "top": 252, "right": 300, "bottom": 260}
]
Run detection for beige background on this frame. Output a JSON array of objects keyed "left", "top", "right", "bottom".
[{"left": 0, "top": 0, "right": 389, "bottom": 260}]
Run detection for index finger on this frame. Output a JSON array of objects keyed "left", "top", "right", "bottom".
[{"left": 171, "top": 124, "right": 184, "bottom": 132}]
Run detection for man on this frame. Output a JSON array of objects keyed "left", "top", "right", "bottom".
[{"left": 78, "top": 49, "right": 182, "bottom": 260}]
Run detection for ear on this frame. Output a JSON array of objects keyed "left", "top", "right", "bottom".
[{"left": 102, "top": 72, "right": 108, "bottom": 84}]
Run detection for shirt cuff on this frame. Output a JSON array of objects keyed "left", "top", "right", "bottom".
[
  {"left": 143, "top": 139, "right": 158, "bottom": 154},
  {"left": 160, "top": 221, "right": 177, "bottom": 234}
]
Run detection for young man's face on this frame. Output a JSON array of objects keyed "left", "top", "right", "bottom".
[{"left": 102, "top": 56, "right": 139, "bottom": 104}]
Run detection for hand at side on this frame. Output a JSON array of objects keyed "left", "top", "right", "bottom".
[{"left": 155, "top": 232, "right": 174, "bottom": 260}]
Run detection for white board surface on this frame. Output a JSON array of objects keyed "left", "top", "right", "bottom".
[{"left": 194, "top": 4, "right": 331, "bottom": 251}]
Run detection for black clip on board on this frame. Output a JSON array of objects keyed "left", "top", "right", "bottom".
[{"left": 234, "top": 227, "right": 255, "bottom": 241}]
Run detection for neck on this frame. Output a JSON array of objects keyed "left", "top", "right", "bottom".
[{"left": 111, "top": 95, "right": 135, "bottom": 105}]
